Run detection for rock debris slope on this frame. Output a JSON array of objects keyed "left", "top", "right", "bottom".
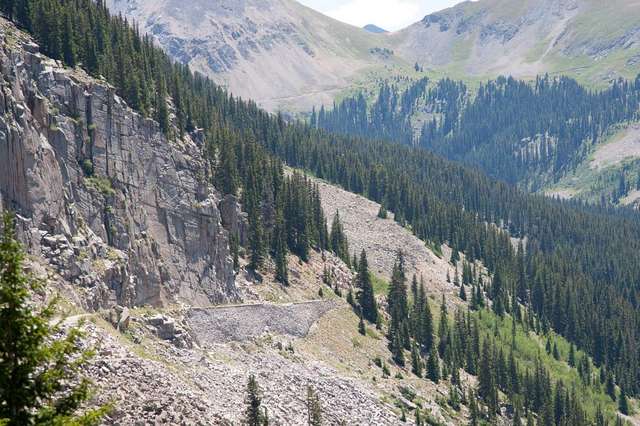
[{"left": 0, "top": 18, "right": 237, "bottom": 310}]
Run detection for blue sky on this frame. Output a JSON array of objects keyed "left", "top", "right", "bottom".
[{"left": 297, "top": 0, "right": 467, "bottom": 31}]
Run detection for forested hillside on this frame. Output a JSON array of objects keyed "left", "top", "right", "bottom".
[
  {"left": 314, "top": 75, "right": 640, "bottom": 202},
  {"left": 1, "top": 0, "right": 639, "bottom": 423}
]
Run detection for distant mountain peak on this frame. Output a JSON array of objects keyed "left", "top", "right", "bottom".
[{"left": 363, "top": 24, "right": 388, "bottom": 34}]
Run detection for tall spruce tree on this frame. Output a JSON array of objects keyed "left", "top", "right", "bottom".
[
  {"left": 356, "top": 250, "right": 378, "bottom": 324},
  {"left": 245, "top": 374, "right": 264, "bottom": 426},
  {"left": 306, "top": 386, "right": 323, "bottom": 426},
  {"left": 0, "top": 213, "right": 108, "bottom": 425}
]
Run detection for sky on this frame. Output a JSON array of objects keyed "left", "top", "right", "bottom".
[{"left": 297, "top": 0, "right": 467, "bottom": 31}]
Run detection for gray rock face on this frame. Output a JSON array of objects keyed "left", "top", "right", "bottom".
[{"left": 0, "top": 20, "right": 238, "bottom": 309}]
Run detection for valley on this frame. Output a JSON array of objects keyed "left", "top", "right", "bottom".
[{"left": 0, "top": 0, "right": 640, "bottom": 425}]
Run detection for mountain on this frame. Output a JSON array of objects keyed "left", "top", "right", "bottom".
[
  {"left": 363, "top": 24, "right": 388, "bottom": 34},
  {"left": 105, "top": 0, "right": 402, "bottom": 112},
  {"left": 314, "top": 74, "right": 640, "bottom": 207},
  {"left": 2, "top": 0, "right": 640, "bottom": 423},
  {"left": 392, "top": 0, "right": 640, "bottom": 85},
  {"left": 104, "top": 0, "right": 640, "bottom": 115}
]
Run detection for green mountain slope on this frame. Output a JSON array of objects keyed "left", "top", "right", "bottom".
[
  {"left": 392, "top": 0, "right": 640, "bottom": 87},
  {"left": 314, "top": 74, "right": 640, "bottom": 207}
]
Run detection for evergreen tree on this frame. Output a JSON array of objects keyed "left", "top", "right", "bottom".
[
  {"left": 245, "top": 374, "right": 264, "bottom": 426},
  {"left": 459, "top": 284, "right": 467, "bottom": 301},
  {"left": 618, "top": 387, "right": 630, "bottom": 415},
  {"left": 391, "top": 333, "right": 405, "bottom": 367},
  {"left": 306, "top": 386, "right": 323, "bottom": 426},
  {"left": 377, "top": 204, "right": 388, "bottom": 219},
  {"left": 468, "top": 390, "right": 479, "bottom": 426},
  {"left": 248, "top": 206, "right": 265, "bottom": 271},
  {"left": 230, "top": 231, "right": 240, "bottom": 271},
  {"left": 437, "top": 295, "right": 449, "bottom": 358},
  {"left": 356, "top": 250, "right": 378, "bottom": 324},
  {"left": 216, "top": 140, "right": 239, "bottom": 195},
  {"left": 417, "top": 282, "right": 434, "bottom": 353},
  {"left": 426, "top": 345, "right": 440, "bottom": 383},
  {"left": 0, "top": 213, "right": 108, "bottom": 425},
  {"left": 606, "top": 372, "right": 617, "bottom": 401},
  {"left": 568, "top": 344, "right": 576, "bottom": 367},
  {"left": 411, "top": 342, "right": 423, "bottom": 377},
  {"left": 273, "top": 203, "right": 288, "bottom": 285},
  {"left": 329, "top": 212, "right": 350, "bottom": 266},
  {"left": 478, "top": 339, "right": 498, "bottom": 416},
  {"left": 491, "top": 269, "right": 505, "bottom": 317}
]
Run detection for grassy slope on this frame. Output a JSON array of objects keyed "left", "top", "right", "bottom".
[
  {"left": 365, "top": 270, "right": 633, "bottom": 422},
  {"left": 544, "top": 122, "right": 640, "bottom": 204}
]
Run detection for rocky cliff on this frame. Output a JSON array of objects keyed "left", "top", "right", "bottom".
[{"left": 0, "top": 19, "right": 238, "bottom": 310}]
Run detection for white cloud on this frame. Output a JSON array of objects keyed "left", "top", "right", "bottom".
[{"left": 299, "top": 0, "right": 465, "bottom": 31}]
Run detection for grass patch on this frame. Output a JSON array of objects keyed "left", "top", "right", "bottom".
[
  {"left": 371, "top": 273, "right": 389, "bottom": 296},
  {"left": 85, "top": 175, "right": 115, "bottom": 196}
]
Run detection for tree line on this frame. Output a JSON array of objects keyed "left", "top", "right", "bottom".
[{"left": 314, "top": 74, "right": 640, "bottom": 197}]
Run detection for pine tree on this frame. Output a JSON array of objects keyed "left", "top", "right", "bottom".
[
  {"left": 358, "top": 312, "right": 366, "bottom": 336},
  {"left": 491, "top": 269, "right": 505, "bottom": 317},
  {"left": 246, "top": 374, "right": 264, "bottom": 426},
  {"left": 230, "top": 231, "right": 240, "bottom": 271},
  {"left": 329, "top": 211, "right": 350, "bottom": 265},
  {"left": 618, "top": 387, "right": 630, "bottom": 415},
  {"left": 459, "top": 284, "right": 467, "bottom": 301},
  {"left": 391, "top": 332, "right": 405, "bottom": 367},
  {"left": 273, "top": 203, "right": 288, "bottom": 285},
  {"left": 357, "top": 250, "right": 378, "bottom": 324},
  {"left": 468, "top": 390, "right": 479, "bottom": 426},
  {"left": 216, "top": 140, "right": 239, "bottom": 195},
  {"left": 377, "top": 204, "right": 388, "bottom": 219},
  {"left": 568, "top": 343, "right": 576, "bottom": 367},
  {"left": 606, "top": 372, "right": 617, "bottom": 401},
  {"left": 426, "top": 345, "right": 440, "bottom": 383},
  {"left": 249, "top": 205, "right": 265, "bottom": 271},
  {"left": 306, "top": 386, "right": 323, "bottom": 426},
  {"left": 437, "top": 295, "right": 449, "bottom": 358},
  {"left": 478, "top": 339, "right": 498, "bottom": 416},
  {"left": 552, "top": 342, "right": 560, "bottom": 361},
  {"left": 411, "top": 342, "right": 423, "bottom": 377},
  {"left": 417, "top": 282, "right": 434, "bottom": 353},
  {"left": 0, "top": 213, "right": 108, "bottom": 425}
]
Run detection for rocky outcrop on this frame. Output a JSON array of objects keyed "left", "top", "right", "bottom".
[{"left": 0, "top": 19, "right": 238, "bottom": 309}]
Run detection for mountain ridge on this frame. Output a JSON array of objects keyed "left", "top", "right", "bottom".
[
  {"left": 106, "top": 0, "right": 640, "bottom": 112},
  {"left": 393, "top": 0, "right": 640, "bottom": 85},
  {"left": 105, "top": 0, "right": 404, "bottom": 112}
]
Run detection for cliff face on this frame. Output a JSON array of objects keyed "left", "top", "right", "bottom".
[{"left": 0, "top": 19, "right": 238, "bottom": 309}]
